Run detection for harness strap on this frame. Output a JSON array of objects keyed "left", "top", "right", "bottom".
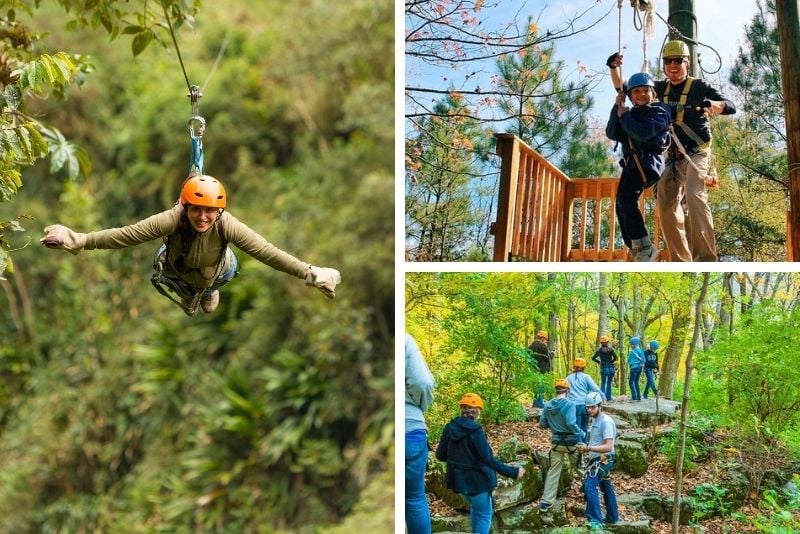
[
  {"left": 626, "top": 136, "right": 650, "bottom": 185},
  {"left": 661, "top": 77, "right": 709, "bottom": 151}
]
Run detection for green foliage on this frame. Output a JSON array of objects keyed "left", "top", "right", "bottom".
[
  {"left": 658, "top": 415, "right": 716, "bottom": 472},
  {"left": 689, "top": 483, "right": 733, "bottom": 522},
  {"left": 733, "top": 475, "right": 800, "bottom": 533},
  {"left": 0, "top": 0, "right": 393, "bottom": 531}
]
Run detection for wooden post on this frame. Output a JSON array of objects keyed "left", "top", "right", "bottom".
[
  {"left": 493, "top": 134, "right": 520, "bottom": 261},
  {"left": 668, "top": 0, "right": 699, "bottom": 78},
  {"left": 777, "top": 0, "right": 800, "bottom": 261}
]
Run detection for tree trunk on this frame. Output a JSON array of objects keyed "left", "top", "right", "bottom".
[
  {"left": 615, "top": 273, "right": 628, "bottom": 396},
  {"left": 598, "top": 272, "right": 610, "bottom": 342},
  {"left": 672, "top": 272, "right": 711, "bottom": 533},
  {"left": 660, "top": 273, "right": 696, "bottom": 399}
]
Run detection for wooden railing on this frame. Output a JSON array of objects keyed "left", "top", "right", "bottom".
[{"left": 492, "top": 134, "right": 664, "bottom": 262}]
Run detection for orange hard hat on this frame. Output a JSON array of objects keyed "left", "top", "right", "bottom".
[
  {"left": 574, "top": 358, "right": 587, "bottom": 369},
  {"left": 555, "top": 378, "right": 570, "bottom": 390},
  {"left": 180, "top": 174, "right": 227, "bottom": 208},
  {"left": 459, "top": 393, "right": 484, "bottom": 409},
  {"left": 599, "top": 335, "right": 610, "bottom": 343},
  {"left": 537, "top": 330, "right": 549, "bottom": 340}
]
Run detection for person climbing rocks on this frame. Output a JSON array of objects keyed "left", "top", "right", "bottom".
[
  {"left": 435, "top": 393, "right": 525, "bottom": 534},
  {"left": 528, "top": 330, "right": 554, "bottom": 409},
  {"left": 405, "top": 334, "right": 435, "bottom": 534},
  {"left": 655, "top": 40, "right": 736, "bottom": 261},
  {"left": 592, "top": 335, "right": 618, "bottom": 402},
  {"left": 566, "top": 358, "right": 605, "bottom": 436},
  {"left": 604, "top": 69, "right": 671, "bottom": 262},
  {"left": 627, "top": 336, "right": 645, "bottom": 402},
  {"left": 577, "top": 392, "right": 619, "bottom": 528},
  {"left": 41, "top": 174, "right": 341, "bottom": 316},
  {"left": 537, "top": 378, "right": 586, "bottom": 513},
  {"left": 643, "top": 339, "right": 660, "bottom": 399}
]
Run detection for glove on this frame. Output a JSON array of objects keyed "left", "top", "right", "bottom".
[
  {"left": 40, "top": 224, "right": 87, "bottom": 255},
  {"left": 305, "top": 266, "right": 341, "bottom": 299},
  {"left": 606, "top": 52, "right": 623, "bottom": 68}
]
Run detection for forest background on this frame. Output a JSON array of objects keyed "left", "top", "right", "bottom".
[
  {"left": 406, "top": 272, "right": 800, "bottom": 447},
  {"left": 405, "top": 0, "right": 788, "bottom": 262},
  {"left": 0, "top": 0, "right": 394, "bottom": 532}
]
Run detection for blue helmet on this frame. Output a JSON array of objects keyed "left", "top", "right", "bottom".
[
  {"left": 649, "top": 340, "right": 660, "bottom": 350},
  {"left": 627, "top": 72, "right": 655, "bottom": 93},
  {"left": 630, "top": 336, "right": 641, "bottom": 346}
]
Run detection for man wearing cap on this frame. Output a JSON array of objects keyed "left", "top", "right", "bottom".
[
  {"left": 655, "top": 39, "right": 736, "bottom": 261},
  {"left": 537, "top": 379, "right": 586, "bottom": 512}
]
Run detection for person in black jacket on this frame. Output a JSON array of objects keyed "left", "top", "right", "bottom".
[
  {"left": 591, "top": 336, "right": 618, "bottom": 401},
  {"left": 528, "top": 330, "right": 554, "bottom": 408},
  {"left": 435, "top": 393, "right": 525, "bottom": 534}
]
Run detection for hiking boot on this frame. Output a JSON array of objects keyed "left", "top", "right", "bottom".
[
  {"left": 538, "top": 501, "right": 552, "bottom": 512},
  {"left": 634, "top": 245, "right": 659, "bottom": 262},
  {"left": 180, "top": 296, "right": 199, "bottom": 317},
  {"left": 201, "top": 290, "right": 219, "bottom": 313}
]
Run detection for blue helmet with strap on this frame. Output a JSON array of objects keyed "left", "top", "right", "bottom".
[
  {"left": 630, "top": 336, "right": 641, "bottom": 346},
  {"left": 627, "top": 72, "right": 655, "bottom": 93},
  {"left": 649, "top": 340, "right": 660, "bottom": 350}
]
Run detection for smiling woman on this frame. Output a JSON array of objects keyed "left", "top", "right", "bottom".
[{"left": 40, "top": 172, "right": 341, "bottom": 316}]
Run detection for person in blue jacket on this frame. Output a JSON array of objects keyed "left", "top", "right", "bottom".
[
  {"left": 405, "top": 334, "right": 436, "bottom": 534},
  {"left": 643, "top": 340, "right": 660, "bottom": 399},
  {"left": 627, "top": 337, "right": 646, "bottom": 401},
  {"left": 566, "top": 358, "right": 605, "bottom": 435},
  {"left": 605, "top": 71, "right": 672, "bottom": 262},
  {"left": 538, "top": 378, "right": 586, "bottom": 512},
  {"left": 435, "top": 393, "right": 525, "bottom": 534}
]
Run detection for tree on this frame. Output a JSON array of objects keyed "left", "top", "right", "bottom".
[
  {"left": 0, "top": 0, "right": 199, "bottom": 276},
  {"left": 405, "top": 93, "right": 493, "bottom": 260}
]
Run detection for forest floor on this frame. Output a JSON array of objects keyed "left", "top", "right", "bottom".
[{"left": 428, "top": 397, "right": 796, "bottom": 533}]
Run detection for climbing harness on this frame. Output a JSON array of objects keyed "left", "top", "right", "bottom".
[{"left": 583, "top": 417, "right": 616, "bottom": 480}]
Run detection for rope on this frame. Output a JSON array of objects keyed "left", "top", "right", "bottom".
[
  {"left": 161, "top": 2, "right": 192, "bottom": 93},
  {"left": 617, "top": 0, "right": 624, "bottom": 53},
  {"left": 652, "top": 10, "right": 723, "bottom": 75}
]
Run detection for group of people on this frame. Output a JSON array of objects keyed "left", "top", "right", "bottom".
[
  {"left": 591, "top": 335, "right": 661, "bottom": 402},
  {"left": 606, "top": 39, "right": 736, "bottom": 262},
  {"left": 405, "top": 333, "right": 658, "bottom": 533}
]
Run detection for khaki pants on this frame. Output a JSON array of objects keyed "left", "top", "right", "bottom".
[
  {"left": 656, "top": 149, "right": 717, "bottom": 262},
  {"left": 541, "top": 444, "right": 578, "bottom": 505}
]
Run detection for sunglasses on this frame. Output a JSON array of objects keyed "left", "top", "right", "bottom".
[{"left": 663, "top": 57, "right": 686, "bottom": 65}]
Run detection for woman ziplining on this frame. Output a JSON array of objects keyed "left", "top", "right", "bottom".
[{"left": 39, "top": 9, "right": 341, "bottom": 316}]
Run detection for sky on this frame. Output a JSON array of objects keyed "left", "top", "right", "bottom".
[{"left": 406, "top": 0, "right": 763, "bottom": 126}]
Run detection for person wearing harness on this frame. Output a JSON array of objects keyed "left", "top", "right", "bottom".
[
  {"left": 435, "top": 393, "right": 525, "bottom": 534},
  {"left": 405, "top": 334, "right": 436, "bottom": 534},
  {"left": 605, "top": 71, "right": 671, "bottom": 262},
  {"left": 591, "top": 336, "right": 618, "bottom": 402},
  {"left": 528, "top": 330, "right": 554, "bottom": 409},
  {"left": 643, "top": 339, "right": 660, "bottom": 399},
  {"left": 40, "top": 174, "right": 341, "bottom": 316},
  {"left": 627, "top": 336, "right": 646, "bottom": 402},
  {"left": 537, "top": 378, "right": 586, "bottom": 513},
  {"left": 566, "top": 358, "right": 605, "bottom": 436},
  {"left": 654, "top": 40, "right": 737, "bottom": 262},
  {"left": 577, "top": 392, "right": 619, "bottom": 528}
]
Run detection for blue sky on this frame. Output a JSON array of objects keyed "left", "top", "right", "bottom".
[{"left": 406, "top": 0, "right": 762, "bottom": 126}]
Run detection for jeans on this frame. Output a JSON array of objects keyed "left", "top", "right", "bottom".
[
  {"left": 462, "top": 491, "right": 493, "bottom": 534},
  {"left": 600, "top": 365, "right": 615, "bottom": 401},
  {"left": 584, "top": 455, "right": 619, "bottom": 524},
  {"left": 643, "top": 368, "right": 658, "bottom": 399},
  {"left": 629, "top": 367, "right": 643, "bottom": 401},
  {"left": 575, "top": 404, "right": 589, "bottom": 436},
  {"left": 405, "top": 430, "right": 431, "bottom": 534}
]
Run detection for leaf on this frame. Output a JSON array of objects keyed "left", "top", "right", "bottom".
[
  {"left": 39, "top": 54, "right": 57, "bottom": 84},
  {"left": 4, "top": 85, "right": 21, "bottom": 110},
  {"left": 131, "top": 31, "right": 153, "bottom": 56}
]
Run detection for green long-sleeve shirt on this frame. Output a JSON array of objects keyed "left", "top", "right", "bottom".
[{"left": 83, "top": 205, "right": 309, "bottom": 289}]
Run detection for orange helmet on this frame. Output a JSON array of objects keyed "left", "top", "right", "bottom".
[
  {"left": 459, "top": 393, "right": 484, "bottom": 409},
  {"left": 599, "top": 335, "right": 610, "bottom": 344},
  {"left": 573, "top": 358, "right": 587, "bottom": 370},
  {"left": 555, "top": 378, "right": 570, "bottom": 390},
  {"left": 180, "top": 175, "right": 227, "bottom": 208},
  {"left": 537, "top": 330, "right": 549, "bottom": 340}
]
